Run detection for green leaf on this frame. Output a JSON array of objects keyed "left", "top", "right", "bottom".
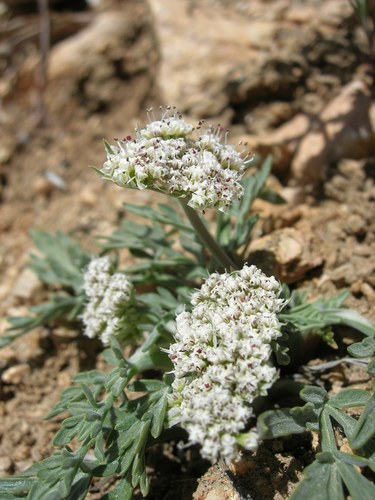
[
  {"left": 300, "top": 386, "right": 327, "bottom": 405},
  {"left": 291, "top": 458, "right": 339, "bottom": 500},
  {"left": 118, "top": 439, "right": 140, "bottom": 475},
  {"left": 215, "top": 155, "right": 281, "bottom": 254},
  {"left": 327, "top": 309, "right": 375, "bottom": 337},
  {"left": 105, "top": 474, "right": 133, "bottom": 500},
  {"left": 350, "top": 393, "right": 375, "bottom": 449},
  {"left": 0, "top": 328, "right": 30, "bottom": 347},
  {"left": 139, "top": 470, "right": 150, "bottom": 497},
  {"left": 334, "top": 450, "right": 373, "bottom": 468},
  {"left": 336, "top": 459, "right": 375, "bottom": 500},
  {"left": 328, "top": 389, "right": 370, "bottom": 409},
  {"left": 81, "top": 384, "right": 100, "bottom": 409},
  {"left": 0, "top": 477, "right": 35, "bottom": 496},
  {"left": 128, "top": 379, "right": 166, "bottom": 393},
  {"left": 67, "top": 474, "right": 91, "bottom": 500},
  {"left": 124, "top": 202, "right": 191, "bottom": 232},
  {"left": 257, "top": 408, "right": 308, "bottom": 439},
  {"left": 53, "top": 422, "right": 79, "bottom": 446},
  {"left": 271, "top": 339, "right": 290, "bottom": 365},
  {"left": 29, "top": 230, "right": 91, "bottom": 293},
  {"left": 259, "top": 186, "right": 285, "bottom": 204},
  {"left": 150, "top": 393, "right": 169, "bottom": 438},
  {"left": 368, "top": 358, "right": 375, "bottom": 374},
  {"left": 347, "top": 337, "right": 375, "bottom": 358},
  {"left": 6, "top": 295, "right": 85, "bottom": 338},
  {"left": 279, "top": 290, "right": 358, "bottom": 335},
  {"left": 103, "top": 139, "right": 115, "bottom": 155}
]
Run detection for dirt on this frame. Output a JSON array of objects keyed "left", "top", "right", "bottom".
[{"left": 0, "top": 0, "right": 374, "bottom": 498}]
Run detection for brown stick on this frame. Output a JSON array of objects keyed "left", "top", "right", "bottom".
[{"left": 35, "top": 0, "right": 50, "bottom": 127}]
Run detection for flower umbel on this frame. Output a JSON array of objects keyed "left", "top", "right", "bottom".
[
  {"left": 168, "top": 264, "right": 285, "bottom": 462},
  {"left": 100, "top": 107, "right": 249, "bottom": 212},
  {"left": 82, "top": 256, "right": 139, "bottom": 345}
]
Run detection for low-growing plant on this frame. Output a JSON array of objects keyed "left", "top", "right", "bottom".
[{"left": 1, "top": 108, "right": 374, "bottom": 499}]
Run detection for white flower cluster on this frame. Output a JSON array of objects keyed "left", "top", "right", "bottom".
[
  {"left": 168, "top": 264, "right": 285, "bottom": 462},
  {"left": 82, "top": 256, "right": 138, "bottom": 345},
  {"left": 101, "top": 108, "right": 249, "bottom": 212}
]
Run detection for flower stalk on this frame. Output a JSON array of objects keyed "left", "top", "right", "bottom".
[{"left": 180, "top": 201, "right": 237, "bottom": 271}]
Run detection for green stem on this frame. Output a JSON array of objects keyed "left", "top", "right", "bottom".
[{"left": 180, "top": 201, "right": 237, "bottom": 271}]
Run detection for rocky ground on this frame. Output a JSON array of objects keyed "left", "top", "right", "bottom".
[{"left": 0, "top": 0, "right": 374, "bottom": 498}]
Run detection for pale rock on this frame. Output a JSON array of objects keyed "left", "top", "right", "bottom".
[
  {"left": 0, "top": 346, "right": 17, "bottom": 369},
  {"left": 12, "top": 444, "right": 30, "bottom": 462},
  {"left": 9, "top": 327, "right": 45, "bottom": 363},
  {"left": 274, "top": 206, "right": 303, "bottom": 229},
  {"left": 151, "top": 0, "right": 302, "bottom": 118},
  {"left": 330, "top": 258, "right": 375, "bottom": 287},
  {"left": 0, "top": 143, "right": 14, "bottom": 164},
  {"left": 344, "top": 214, "right": 366, "bottom": 236},
  {"left": 280, "top": 186, "right": 306, "bottom": 206},
  {"left": 270, "top": 113, "right": 311, "bottom": 144},
  {"left": 51, "top": 327, "right": 81, "bottom": 345},
  {"left": 12, "top": 1, "right": 158, "bottom": 125},
  {"left": 244, "top": 101, "right": 295, "bottom": 133},
  {"left": 33, "top": 176, "right": 53, "bottom": 197},
  {"left": 205, "top": 491, "right": 235, "bottom": 500},
  {"left": 11, "top": 267, "right": 42, "bottom": 300},
  {"left": 151, "top": 0, "right": 355, "bottom": 121},
  {"left": 80, "top": 187, "right": 97, "bottom": 207},
  {"left": 46, "top": 3, "right": 158, "bottom": 116},
  {"left": 360, "top": 283, "right": 375, "bottom": 301},
  {"left": 57, "top": 371, "right": 71, "bottom": 388},
  {"left": 193, "top": 462, "right": 242, "bottom": 500},
  {"left": 319, "top": 0, "right": 353, "bottom": 27},
  {"left": 285, "top": 6, "right": 321, "bottom": 24},
  {"left": 247, "top": 227, "right": 323, "bottom": 283},
  {"left": 0, "top": 456, "right": 13, "bottom": 476},
  {"left": 246, "top": 21, "right": 277, "bottom": 50},
  {"left": 235, "top": 113, "right": 311, "bottom": 174},
  {"left": 2, "top": 363, "right": 31, "bottom": 385},
  {"left": 291, "top": 81, "right": 374, "bottom": 187}
]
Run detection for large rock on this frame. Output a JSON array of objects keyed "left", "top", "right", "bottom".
[
  {"left": 6, "top": 0, "right": 160, "bottom": 126},
  {"left": 247, "top": 227, "right": 323, "bottom": 284},
  {"left": 233, "top": 81, "right": 375, "bottom": 184},
  {"left": 46, "top": 1, "right": 159, "bottom": 123},
  {"left": 233, "top": 113, "right": 311, "bottom": 176},
  {"left": 150, "top": 0, "right": 355, "bottom": 123},
  {"left": 291, "top": 81, "right": 374, "bottom": 187}
]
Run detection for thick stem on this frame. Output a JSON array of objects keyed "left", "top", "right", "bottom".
[{"left": 180, "top": 201, "right": 237, "bottom": 271}]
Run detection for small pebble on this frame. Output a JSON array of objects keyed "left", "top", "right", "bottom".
[
  {"left": 11, "top": 268, "right": 42, "bottom": 300},
  {"left": 345, "top": 214, "right": 366, "bottom": 236},
  {"left": 360, "top": 283, "right": 375, "bottom": 300},
  {"left": 0, "top": 457, "right": 13, "bottom": 476},
  {"left": 80, "top": 188, "right": 97, "bottom": 207},
  {"left": 0, "top": 347, "right": 17, "bottom": 369},
  {"left": 2, "top": 363, "right": 31, "bottom": 385},
  {"left": 44, "top": 170, "right": 67, "bottom": 190},
  {"left": 33, "top": 177, "right": 53, "bottom": 197}
]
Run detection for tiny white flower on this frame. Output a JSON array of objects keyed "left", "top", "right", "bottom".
[
  {"left": 81, "top": 256, "right": 139, "bottom": 345},
  {"left": 167, "top": 264, "right": 285, "bottom": 462},
  {"left": 100, "top": 108, "right": 250, "bottom": 211}
]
